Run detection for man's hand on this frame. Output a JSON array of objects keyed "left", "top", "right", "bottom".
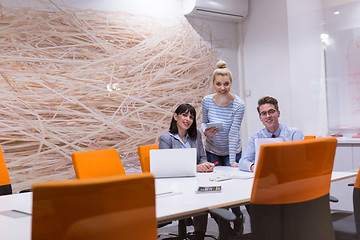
[{"left": 250, "top": 164, "right": 255, "bottom": 172}]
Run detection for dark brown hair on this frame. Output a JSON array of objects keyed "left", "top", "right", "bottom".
[
  {"left": 169, "top": 104, "right": 197, "bottom": 139},
  {"left": 257, "top": 96, "right": 279, "bottom": 114}
]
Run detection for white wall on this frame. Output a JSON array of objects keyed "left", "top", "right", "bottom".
[
  {"left": 242, "top": 0, "right": 328, "bottom": 141},
  {"left": 242, "top": 0, "right": 292, "bottom": 137},
  {"left": 185, "top": 17, "right": 242, "bottom": 95},
  {"left": 287, "top": 0, "right": 328, "bottom": 136}
]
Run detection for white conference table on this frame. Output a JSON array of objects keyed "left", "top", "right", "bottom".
[
  {"left": 156, "top": 166, "right": 254, "bottom": 224},
  {"left": 155, "top": 166, "right": 357, "bottom": 224},
  {"left": 0, "top": 166, "right": 357, "bottom": 240}
]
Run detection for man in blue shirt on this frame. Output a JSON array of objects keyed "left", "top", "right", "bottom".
[{"left": 239, "top": 96, "right": 304, "bottom": 172}]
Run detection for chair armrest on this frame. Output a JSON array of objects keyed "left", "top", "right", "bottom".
[
  {"left": 329, "top": 195, "right": 339, "bottom": 203},
  {"left": 19, "top": 188, "right": 32, "bottom": 193},
  {"left": 209, "top": 208, "right": 237, "bottom": 222},
  {"left": 329, "top": 182, "right": 355, "bottom": 203}
]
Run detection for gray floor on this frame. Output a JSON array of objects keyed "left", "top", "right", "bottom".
[{"left": 158, "top": 206, "right": 251, "bottom": 239}]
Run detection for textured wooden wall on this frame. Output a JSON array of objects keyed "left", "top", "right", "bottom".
[{"left": 0, "top": 3, "right": 217, "bottom": 191}]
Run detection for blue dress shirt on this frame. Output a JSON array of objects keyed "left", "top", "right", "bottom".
[
  {"left": 238, "top": 123, "right": 304, "bottom": 171},
  {"left": 170, "top": 133, "right": 191, "bottom": 149}
]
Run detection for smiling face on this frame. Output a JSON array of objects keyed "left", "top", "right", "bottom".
[
  {"left": 258, "top": 103, "right": 280, "bottom": 133},
  {"left": 174, "top": 110, "right": 194, "bottom": 133},
  {"left": 213, "top": 75, "right": 232, "bottom": 95}
]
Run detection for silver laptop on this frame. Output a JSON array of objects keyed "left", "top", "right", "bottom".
[
  {"left": 254, "top": 138, "right": 283, "bottom": 172},
  {"left": 149, "top": 148, "right": 197, "bottom": 178}
]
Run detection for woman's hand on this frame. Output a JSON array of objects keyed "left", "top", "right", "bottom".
[
  {"left": 197, "top": 162, "right": 214, "bottom": 172},
  {"left": 230, "top": 162, "right": 238, "bottom": 167},
  {"left": 204, "top": 127, "right": 219, "bottom": 137}
]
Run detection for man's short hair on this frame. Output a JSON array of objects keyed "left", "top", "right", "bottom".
[{"left": 257, "top": 96, "right": 279, "bottom": 113}]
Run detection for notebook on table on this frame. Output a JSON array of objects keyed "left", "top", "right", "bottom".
[{"left": 149, "top": 148, "right": 197, "bottom": 178}]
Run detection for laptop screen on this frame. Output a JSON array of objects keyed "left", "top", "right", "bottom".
[
  {"left": 254, "top": 138, "right": 283, "bottom": 172},
  {"left": 149, "top": 148, "right": 197, "bottom": 178}
]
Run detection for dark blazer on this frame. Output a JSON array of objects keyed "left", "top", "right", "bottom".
[{"left": 158, "top": 130, "right": 207, "bottom": 164}]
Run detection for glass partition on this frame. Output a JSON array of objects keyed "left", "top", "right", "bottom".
[{"left": 323, "top": 1, "right": 360, "bottom": 137}]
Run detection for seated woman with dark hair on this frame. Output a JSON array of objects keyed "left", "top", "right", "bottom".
[{"left": 159, "top": 103, "right": 214, "bottom": 240}]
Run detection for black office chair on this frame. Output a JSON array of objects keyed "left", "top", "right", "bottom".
[{"left": 332, "top": 168, "right": 360, "bottom": 240}]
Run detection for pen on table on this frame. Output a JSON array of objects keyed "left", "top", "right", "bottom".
[{"left": 156, "top": 191, "right": 173, "bottom": 196}]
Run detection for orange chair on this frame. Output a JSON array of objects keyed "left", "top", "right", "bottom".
[
  {"left": 138, "top": 144, "right": 212, "bottom": 239},
  {"left": 138, "top": 145, "right": 158, "bottom": 172},
  {"left": 32, "top": 173, "right": 157, "bottom": 240},
  {"left": 303, "top": 136, "right": 339, "bottom": 202},
  {"left": 71, "top": 149, "right": 125, "bottom": 179},
  {"left": 250, "top": 137, "right": 337, "bottom": 240},
  {"left": 304, "top": 135, "right": 316, "bottom": 140},
  {"left": 0, "top": 146, "right": 12, "bottom": 195}
]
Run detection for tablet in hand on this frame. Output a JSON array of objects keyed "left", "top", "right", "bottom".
[{"left": 206, "top": 122, "right": 224, "bottom": 132}]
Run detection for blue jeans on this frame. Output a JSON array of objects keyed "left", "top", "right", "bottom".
[{"left": 206, "top": 150, "right": 242, "bottom": 166}]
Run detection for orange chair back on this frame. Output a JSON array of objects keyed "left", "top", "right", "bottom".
[
  {"left": 0, "top": 146, "right": 12, "bottom": 195},
  {"left": 32, "top": 173, "right": 157, "bottom": 240},
  {"left": 251, "top": 137, "right": 337, "bottom": 204},
  {"left": 138, "top": 145, "right": 159, "bottom": 172},
  {"left": 250, "top": 137, "right": 337, "bottom": 240},
  {"left": 354, "top": 168, "right": 360, "bottom": 189},
  {"left": 71, "top": 149, "right": 125, "bottom": 179},
  {"left": 304, "top": 135, "right": 316, "bottom": 140}
]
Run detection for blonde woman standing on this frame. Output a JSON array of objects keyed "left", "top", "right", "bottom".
[
  {"left": 201, "top": 60, "right": 245, "bottom": 167},
  {"left": 201, "top": 60, "right": 245, "bottom": 234}
]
